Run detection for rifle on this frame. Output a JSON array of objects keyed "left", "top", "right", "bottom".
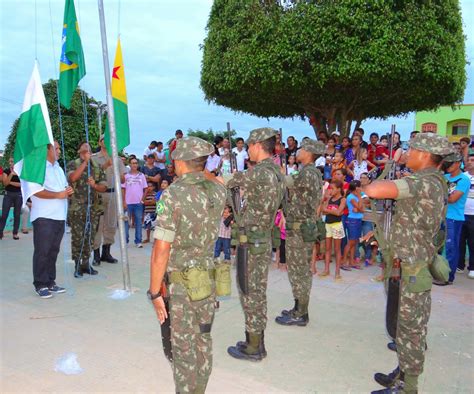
[{"left": 159, "top": 274, "right": 173, "bottom": 362}]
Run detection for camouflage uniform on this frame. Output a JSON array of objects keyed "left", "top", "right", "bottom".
[
  {"left": 276, "top": 139, "right": 324, "bottom": 325},
  {"left": 226, "top": 128, "right": 285, "bottom": 361},
  {"left": 67, "top": 159, "right": 106, "bottom": 269},
  {"left": 372, "top": 133, "right": 453, "bottom": 394},
  {"left": 153, "top": 137, "right": 226, "bottom": 393}
]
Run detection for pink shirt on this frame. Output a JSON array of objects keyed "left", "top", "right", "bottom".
[
  {"left": 275, "top": 210, "right": 286, "bottom": 240},
  {"left": 122, "top": 172, "right": 147, "bottom": 204}
]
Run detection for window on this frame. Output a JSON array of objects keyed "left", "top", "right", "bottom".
[
  {"left": 452, "top": 123, "right": 469, "bottom": 135},
  {"left": 421, "top": 122, "right": 437, "bottom": 133}
]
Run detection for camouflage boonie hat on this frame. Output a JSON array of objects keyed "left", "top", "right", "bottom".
[
  {"left": 246, "top": 127, "right": 278, "bottom": 144},
  {"left": 171, "top": 136, "right": 214, "bottom": 161},
  {"left": 301, "top": 138, "right": 325, "bottom": 155},
  {"left": 409, "top": 133, "right": 453, "bottom": 156},
  {"left": 443, "top": 152, "right": 463, "bottom": 162}
]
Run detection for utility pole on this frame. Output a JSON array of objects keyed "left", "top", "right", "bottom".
[{"left": 97, "top": 0, "right": 131, "bottom": 292}]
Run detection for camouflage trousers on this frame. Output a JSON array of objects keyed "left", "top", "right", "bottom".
[
  {"left": 239, "top": 248, "right": 271, "bottom": 333},
  {"left": 286, "top": 229, "right": 313, "bottom": 310},
  {"left": 93, "top": 192, "right": 118, "bottom": 249},
  {"left": 68, "top": 209, "right": 100, "bottom": 264},
  {"left": 169, "top": 283, "right": 215, "bottom": 394},
  {"left": 396, "top": 281, "right": 431, "bottom": 376}
]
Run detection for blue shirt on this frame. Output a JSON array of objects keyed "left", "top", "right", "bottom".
[
  {"left": 445, "top": 172, "right": 471, "bottom": 221},
  {"left": 347, "top": 194, "right": 363, "bottom": 219}
]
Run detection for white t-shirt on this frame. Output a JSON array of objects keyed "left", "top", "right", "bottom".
[
  {"left": 154, "top": 150, "right": 166, "bottom": 170},
  {"left": 232, "top": 147, "right": 249, "bottom": 172},
  {"left": 30, "top": 161, "right": 68, "bottom": 222},
  {"left": 315, "top": 156, "right": 326, "bottom": 167},
  {"left": 143, "top": 147, "right": 157, "bottom": 159},
  {"left": 205, "top": 154, "right": 221, "bottom": 172},
  {"left": 465, "top": 172, "right": 474, "bottom": 215}
]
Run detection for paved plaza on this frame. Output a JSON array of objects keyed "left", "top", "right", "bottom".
[{"left": 1, "top": 232, "right": 473, "bottom": 393}]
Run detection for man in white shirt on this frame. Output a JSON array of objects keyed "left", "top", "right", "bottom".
[
  {"left": 31, "top": 142, "right": 73, "bottom": 298},
  {"left": 154, "top": 141, "right": 167, "bottom": 174},
  {"left": 232, "top": 137, "right": 249, "bottom": 172},
  {"left": 458, "top": 153, "right": 474, "bottom": 278},
  {"left": 143, "top": 140, "right": 158, "bottom": 161}
]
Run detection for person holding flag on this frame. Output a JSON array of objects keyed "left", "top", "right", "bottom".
[{"left": 13, "top": 62, "right": 73, "bottom": 298}]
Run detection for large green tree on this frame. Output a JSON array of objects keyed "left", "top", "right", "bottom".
[
  {"left": 201, "top": 0, "right": 466, "bottom": 136},
  {"left": 187, "top": 128, "right": 237, "bottom": 146},
  {"left": 3, "top": 80, "right": 104, "bottom": 167}
]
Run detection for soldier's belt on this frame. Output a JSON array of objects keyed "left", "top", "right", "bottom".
[
  {"left": 169, "top": 269, "right": 215, "bottom": 284},
  {"left": 286, "top": 222, "right": 302, "bottom": 230}
]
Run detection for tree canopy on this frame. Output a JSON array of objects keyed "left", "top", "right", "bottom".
[
  {"left": 3, "top": 80, "right": 103, "bottom": 167},
  {"left": 187, "top": 128, "right": 238, "bottom": 147},
  {"left": 200, "top": 0, "right": 467, "bottom": 136}
]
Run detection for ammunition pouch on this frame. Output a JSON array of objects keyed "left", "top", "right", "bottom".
[
  {"left": 300, "top": 221, "right": 319, "bottom": 243},
  {"left": 169, "top": 266, "right": 212, "bottom": 301},
  {"left": 230, "top": 223, "right": 239, "bottom": 246},
  {"left": 401, "top": 262, "right": 432, "bottom": 293},
  {"left": 429, "top": 254, "right": 450, "bottom": 283},
  {"left": 215, "top": 261, "right": 231, "bottom": 297},
  {"left": 272, "top": 225, "right": 281, "bottom": 249},
  {"left": 236, "top": 244, "right": 249, "bottom": 295},
  {"left": 247, "top": 228, "right": 270, "bottom": 255}
]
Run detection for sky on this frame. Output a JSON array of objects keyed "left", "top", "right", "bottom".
[{"left": 1, "top": 0, "right": 473, "bottom": 155}]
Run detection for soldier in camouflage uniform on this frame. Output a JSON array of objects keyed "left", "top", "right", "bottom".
[
  {"left": 67, "top": 142, "right": 107, "bottom": 278},
  {"left": 148, "top": 137, "right": 227, "bottom": 394},
  {"left": 226, "top": 128, "right": 285, "bottom": 361},
  {"left": 275, "top": 139, "right": 325, "bottom": 326},
  {"left": 364, "top": 133, "right": 453, "bottom": 394}
]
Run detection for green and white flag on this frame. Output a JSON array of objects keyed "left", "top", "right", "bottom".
[{"left": 13, "top": 61, "right": 54, "bottom": 202}]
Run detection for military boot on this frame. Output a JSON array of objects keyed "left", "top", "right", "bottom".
[
  {"left": 101, "top": 244, "right": 118, "bottom": 263},
  {"left": 74, "top": 260, "right": 83, "bottom": 278},
  {"left": 227, "top": 331, "right": 267, "bottom": 361},
  {"left": 374, "top": 366, "right": 401, "bottom": 388},
  {"left": 281, "top": 299, "right": 298, "bottom": 317},
  {"left": 92, "top": 249, "right": 101, "bottom": 266},
  {"left": 372, "top": 372, "right": 418, "bottom": 394},
  {"left": 80, "top": 258, "right": 99, "bottom": 275},
  {"left": 275, "top": 300, "right": 309, "bottom": 326},
  {"left": 236, "top": 331, "right": 250, "bottom": 351}
]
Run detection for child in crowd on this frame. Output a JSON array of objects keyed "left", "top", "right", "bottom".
[
  {"left": 331, "top": 151, "right": 346, "bottom": 179},
  {"left": 375, "top": 135, "right": 390, "bottom": 171},
  {"left": 214, "top": 206, "right": 233, "bottom": 261},
  {"left": 341, "top": 181, "right": 364, "bottom": 270},
  {"left": 341, "top": 136, "right": 351, "bottom": 155},
  {"left": 143, "top": 182, "right": 157, "bottom": 243},
  {"left": 320, "top": 179, "right": 346, "bottom": 280},
  {"left": 287, "top": 155, "right": 299, "bottom": 175},
  {"left": 219, "top": 149, "right": 232, "bottom": 175},
  {"left": 359, "top": 172, "right": 379, "bottom": 267},
  {"left": 155, "top": 179, "right": 169, "bottom": 201},
  {"left": 349, "top": 148, "right": 376, "bottom": 180}
]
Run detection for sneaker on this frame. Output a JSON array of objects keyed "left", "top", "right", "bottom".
[
  {"left": 456, "top": 268, "right": 464, "bottom": 273},
  {"left": 36, "top": 287, "right": 52, "bottom": 299},
  {"left": 468, "top": 270, "right": 474, "bottom": 279},
  {"left": 49, "top": 285, "right": 66, "bottom": 294},
  {"left": 136, "top": 243, "right": 143, "bottom": 248}
]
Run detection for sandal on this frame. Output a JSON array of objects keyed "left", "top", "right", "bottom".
[
  {"left": 318, "top": 271, "right": 330, "bottom": 277},
  {"left": 335, "top": 275, "right": 342, "bottom": 281},
  {"left": 13, "top": 235, "right": 20, "bottom": 240},
  {"left": 22, "top": 230, "right": 29, "bottom": 234},
  {"left": 340, "top": 265, "right": 352, "bottom": 271}
]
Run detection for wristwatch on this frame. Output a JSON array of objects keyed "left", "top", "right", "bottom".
[{"left": 147, "top": 289, "right": 162, "bottom": 300}]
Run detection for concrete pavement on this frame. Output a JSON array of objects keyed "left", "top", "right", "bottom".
[{"left": 1, "top": 232, "right": 473, "bottom": 393}]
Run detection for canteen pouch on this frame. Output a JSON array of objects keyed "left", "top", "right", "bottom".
[
  {"left": 272, "top": 225, "right": 281, "bottom": 249},
  {"left": 300, "top": 221, "right": 319, "bottom": 243},
  {"left": 247, "top": 228, "right": 269, "bottom": 255},
  {"left": 402, "top": 263, "right": 432, "bottom": 293},
  {"left": 429, "top": 254, "right": 450, "bottom": 283},
  {"left": 236, "top": 244, "right": 249, "bottom": 295},
  {"left": 215, "top": 261, "right": 231, "bottom": 297},
  {"left": 182, "top": 266, "right": 212, "bottom": 301}
]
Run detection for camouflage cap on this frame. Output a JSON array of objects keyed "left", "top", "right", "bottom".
[
  {"left": 171, "top": 136, "right": 215, "bottom": 161},
  {"left": 443, "top": 152, "right": 463, "bottom": 162},
  {"left": 246, "top": 127, "right": 278, "bottom": 144},
  {"left": 409, "top": 133, "right": 454, "bottom": 156},
  {"left": 301, "top": 138, "right": 326, "bottom": 155}
]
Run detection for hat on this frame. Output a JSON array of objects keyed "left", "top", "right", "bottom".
[
  {"left": 301, "top": 138, "right": 326, "bottom": 155},
  {"left": 408, "top": 133, "right": 453, "bottom": 156},
  {"left": 443, "top": 152, "right": 463, "bottom": 162},
  {"left": 331, "top": 131, "right": 340, "bottom": 136},
  {"left": 246, "top": 127, "right": 278, "bottom": 144},
  {"left": 171, "top": 136, "right": 215, "bottom": 161}
]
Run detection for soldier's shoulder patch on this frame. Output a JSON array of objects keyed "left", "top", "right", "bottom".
[{"left": 156, "top": 200, "right": 165, "bottom": 215}]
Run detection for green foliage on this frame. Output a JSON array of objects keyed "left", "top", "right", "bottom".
[
  {"left": 2, "top": 80, "right": 103, "bottom": 167},
  {"left": 187, "top": 128, "right": 238, "bottom": 147},
  {"left": 201, "top": 0, "right": 467, "bottom": 136}
]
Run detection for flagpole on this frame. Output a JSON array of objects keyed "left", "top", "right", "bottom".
[{"left": 97, "top": 0, "right": 131, "bottom": 292}]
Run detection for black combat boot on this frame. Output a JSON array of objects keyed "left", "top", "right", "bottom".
[
  {"left": 275, "top": 300, "right": 309, "bottom": 326},
  {"left": 74, "top": 260, "right": 83, "bottom": 278},
  {"left": 236, "top": 331, "right": 249, "bottom": 351},
  {"left": 281, "top": 299, "right": 298, "bottom": 317},
  {"left": 387, "top": 340, "right": 397, "bottom": 352},
  {"left": 227, "top": 331, "right": 267, "bottom": 361},
  {"left": 92, "top": 249, "right": 101, "bottom": 266},
  {"left": 374, "top": 366, "right": 401, "bottom": 388},
  {"left": 372, "top": 371, "right": 418, "bottom": 394},
  {"left": 101, "top": 244, "right": 118, "bottom": 263},
  {"left": 80, "top": 258, "right": 99, "bottom": 275}
]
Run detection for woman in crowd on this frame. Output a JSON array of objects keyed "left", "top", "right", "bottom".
[{"left": 0, "top": 158, "right": 22, "bottom": 240}]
